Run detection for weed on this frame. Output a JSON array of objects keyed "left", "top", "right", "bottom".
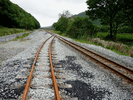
[
  {"left": 50, "top": 30, "right": 133, "bottom": 58},
  {"left": 13, "top": 33, "right": 30, "bottom": 41},
  {"left": 0, "top": 28, "right": 28, "bottom": 37}
]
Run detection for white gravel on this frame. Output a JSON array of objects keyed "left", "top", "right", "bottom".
[
  {"left": 60, "top": 35, "right": 133, "bottom": 70},
  {"left": 0, "top": 30, "right": 132, "bottom": 99},
  {"left": 53, "top": 37, "right": 133, "bottom": 100},
  {"left": 0, "top": 30, "right": 50, "bottom": 65},
  {"left": 0, "top": 30, "right": 52, "bottom": 99},
  {"left": 28, "top": 37, "right": 55, "bottom": 99}
]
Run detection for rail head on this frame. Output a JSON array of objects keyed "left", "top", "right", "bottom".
[
  {"left": 49, "top": 36, "right": 60, "bottom": 100},
  {"left": 56, "top": 35, "right": 133, "bottom": 73},
  {"left": 54, "top": 35, "right": 133, "bottom": 83},
  {"left": 21, "top": 36, "right": 53, "bottom": 100}
]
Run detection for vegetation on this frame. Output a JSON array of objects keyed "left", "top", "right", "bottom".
[
  {"left": 66, "top": 17, "right": 96, "bottom": 38},
  {"left": 0, "top": 27, "right": 28, "bottom": 37},
  {"left": 71, "top": 12, "right": 101, "bottom": 26},
  {"left": 53, "top": 16, "right": 69, "bottom": 33},
  {"left": 51, "top": 30, "right": 133, "bottom": 57},
  {"left": 52, "top": 8, "right": 133, "bottom": 57},
  {"left": 53, "top": 10, "right": 96, "bottom": 38},
  {"left": 96, "top": 32, "right": 133, "bottom": 47},
  {"left": 0, "top": 0, "right": 40, "bottom": 29},
  {"left": 13, "top": 33, "right": 30, "bottom": 41},
  {"left": 86, "top": 0, "right": 133, "bottom": 40}
]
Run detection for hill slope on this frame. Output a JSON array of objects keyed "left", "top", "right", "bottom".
[
  {"left": 0, "top": 0, "right": 40, "bottom": 29},
  {"left": 72, "top": 11, "right": 101, "bottom": 26}
]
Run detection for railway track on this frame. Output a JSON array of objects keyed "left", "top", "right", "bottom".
[
  {"left": 46, "top": 31, "right": 133, "bottom": 84},
  {"left": 21, "top": 35, "right": 76, "bottom": 100},
  {"left": 53, "top": 34, "right": 133, "bottom": 84},
  {"left": 21, "top": 31, "right": 132, "bottom": 100}
]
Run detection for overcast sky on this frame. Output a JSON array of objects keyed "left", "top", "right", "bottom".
[{"left": 10, "top": 0, "right": 88, "bottom": 27}]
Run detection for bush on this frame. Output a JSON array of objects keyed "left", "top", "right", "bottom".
[
  {"left": 54, "top": 16, "right": 69, "bottom": 32},
  {"left": 99, "top": 25, "right": 110, "bottom": 32},
  {"left": 118, "top": 26, "right": 133, "bottom": 33},
  {"left": 105, "top": 34, "right": 116, "bottom": 40},
  {"left": 66, "top": 17, "right": 96, "bottom": 38}
]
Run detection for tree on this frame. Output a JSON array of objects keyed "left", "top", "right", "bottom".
[
  {"left": 86, "top": 0, "right": 123, "bottom": 39},
  {"left": 66, "top": 17, "right": 96, "bottom": 38},
  {"left": 58, "top": 10, "right": 72, "bottom": 18},
  {"left": 0, "top": 0, "right": 40, "bottom": 29},
  {"left": 54, "top": 10, "right": 72, "bottom": 32},
  {"left": 54, "top": 16, "right": 68, "bottom": 32},
  {"left": 121, "top": 0, "right": 133, "bottom": 27}
]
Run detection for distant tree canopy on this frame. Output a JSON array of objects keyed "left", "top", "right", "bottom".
[
  {"left": 53, "top": 10, "right": 96, "bottom": 38},
  {"left": 66, "top": 17, "right": 96, "bottom": 38},
  {"left": 54, "top": 16, "right": 69, "bottom": 33},
  {"left": 0, "top": 0, "right": 40, "bottom": 29}
]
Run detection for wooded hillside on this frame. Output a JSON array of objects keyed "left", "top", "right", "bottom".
[{"left": 0, "top": 0, "right": 40, "bottom": 29}]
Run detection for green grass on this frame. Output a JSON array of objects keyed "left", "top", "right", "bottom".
[
  {"left": 72, "top": 38, "right": 129, "bottom": 56},
  {"left": 96, "top": 32, "right": 109, "bottom": 38},
  {"left": 96, "top": 32, "right": 133, "bottom": 47},
  {"left": 96, "top": 32, "right": 133, "bottom": 40},
  {"left": 0, "top": 27, "right": 28, "bottom": 37},
  {"left": 50, "top": 30, "right": 132, "bottom": 57},
  {"left": 13, "top": 33, "right": 30, "bottom": 41}
]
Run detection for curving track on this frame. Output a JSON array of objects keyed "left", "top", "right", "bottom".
[
  {"left": 21, "top": 31, "right": 133, "bottom": 100},
  {"left": 21, "top": 36, "right": 61, "bottom": 100},
  {"left": 46, "top": 31, "right": 133, "bottom": 84},
  {"left": 54, "top": 34, "right": 133, "bottom": 84},
  {"left": 21, "top": 35, "right": 75, "bottom": 100}
]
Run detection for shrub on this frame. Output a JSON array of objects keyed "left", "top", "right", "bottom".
[
  {"left": 118, "top": 26, "right": 133, "bottom": 33},
  {"left": 128, "top": 50, "right": 133, "bottom": 57},
  {"left": 99, "top": 25, "right": 110, "bottom": 32},
  {"left": 54, "top": 16, "right": 69, "bottom": 33},
  {"left": 66, "top": 17, "right": 96, "bottom": 38}
]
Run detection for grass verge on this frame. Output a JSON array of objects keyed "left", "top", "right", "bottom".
[
  {"left": 49, "top": 30, "right": 133, "bottom": 57},
  {"left": 0, "top": 27, "right": 29, "bottom": 37},
  {"left": 96, "top": 32, "right": 133, "bottom": 47},
  {"left": 73, "top": 38, "right": 130, "bottom": 57},
  {"left": 13, "top": 33, "right": 30, "bottom": 41}
]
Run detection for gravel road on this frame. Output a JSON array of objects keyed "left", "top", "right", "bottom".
[{"left": 0, "top": 30, "right": 133, "bottom": 99}]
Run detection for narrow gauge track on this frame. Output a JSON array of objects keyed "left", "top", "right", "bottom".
[
  {"left": 47, "top": 32, "right": 133, "bottom": 84},
  {"left": 21, "top": 36, "right": 61, "bottom": 100}
]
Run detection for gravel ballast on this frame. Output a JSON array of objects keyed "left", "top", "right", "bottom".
[
  {"left": 28, "top": 37, "right": 55, "bottom": 99},
  {"left": 0, "top": 30, "right": 52, "bottom": 99},
  {"left": 59, "top": 35, "right": 133, "bottom": 70},
  {"left": 53, "top": 36, "right": 133, "bottom": 99},
  {"left": 0, "top": 30, "right": 133, "bottom": 99}
]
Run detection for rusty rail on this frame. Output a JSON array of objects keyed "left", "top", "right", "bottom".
[
  {"left": 49, "top": 36, "right": 60, "bottom": 100},
  {"left": 21, "top": 36, "right": 53, "bottom": 100},
  {"left": 54, "top": 35, "right": 133, "bottom": 83}
]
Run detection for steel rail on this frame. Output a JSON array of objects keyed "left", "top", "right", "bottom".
[
  {"left": 21, "top": 36, "right": 53, "bottom": 100},
  {"left": 55, "top": 35, "right": 133, "bottom": 83},
  {"left": 58, "top": 36, "right": 133, "bottom": 73},
  {"left": 49, "top": 36, "right": 60, "bottom": 100}
]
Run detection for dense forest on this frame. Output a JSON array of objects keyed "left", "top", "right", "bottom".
[{"left": 0, "top": 0, "right": 40, "bottom": 29}]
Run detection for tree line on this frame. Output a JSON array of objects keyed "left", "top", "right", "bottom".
[
  {"left": 53, "top": 0, "right": 133, "bottom": 40},
  {"left": 53, "top": 11, "right": 97, "bottom": 39},
  {"left": 0, "top": 0, "right": 40, "bottom": 29}
]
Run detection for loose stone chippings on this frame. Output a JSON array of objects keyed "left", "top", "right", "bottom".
[
  {"left": 53, "top": 37, "right": 133, "bottom": 99},
  {"left": 0, "top": 30, "right": 52, "bottom": 99},
  {"left": 0, "top": 30, "right": 133, "bottom": 99}
]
